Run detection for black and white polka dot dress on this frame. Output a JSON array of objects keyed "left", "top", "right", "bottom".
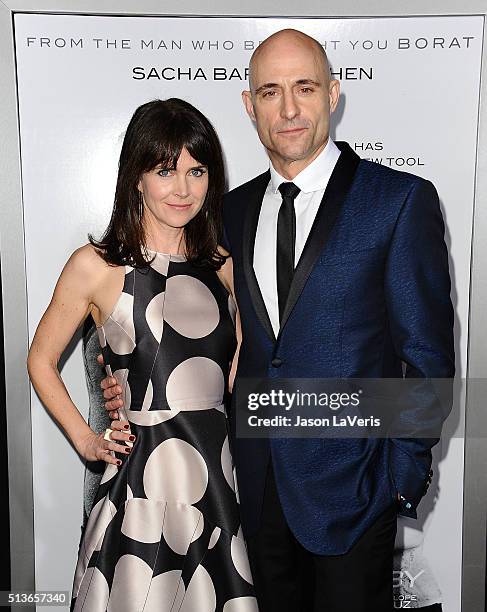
[{"left": 71, "top": 252, "right": 258, "bottom": 612}]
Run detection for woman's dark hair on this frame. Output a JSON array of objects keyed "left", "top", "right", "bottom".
[{"left": 90, "top": 98, "right": 227, "bottom": 269}]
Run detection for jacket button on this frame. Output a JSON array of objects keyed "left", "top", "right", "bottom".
[{"left": 271, "top": 357, "right": 283, "bottom": 367}]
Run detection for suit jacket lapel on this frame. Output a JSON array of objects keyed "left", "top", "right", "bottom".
[
  {"left": 242, "top": 170, "right": 276, "bottom": 342},
  {"left": 278, "top": 142, "right": 361, "bottom": 334}
]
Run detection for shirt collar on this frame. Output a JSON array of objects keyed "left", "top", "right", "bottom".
[{"left": 269, "top": 139, "right": 341, "bottom": 195}]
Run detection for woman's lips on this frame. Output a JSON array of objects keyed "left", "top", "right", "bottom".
[{"left": 165, "top": 202, "right": 192, "bottom": 210}]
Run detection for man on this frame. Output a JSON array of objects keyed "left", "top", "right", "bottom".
[{"left": 102, "top": 29, "right": 454, "bottom": 611}]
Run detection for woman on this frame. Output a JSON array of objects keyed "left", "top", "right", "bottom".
[{"left": 27, "top": 99, "right": 257, "bottom": 611}]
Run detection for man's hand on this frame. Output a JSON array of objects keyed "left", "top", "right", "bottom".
[
  {"left": 98, "top": 353, "right": 124, "bottom": 420},
  {"left": 101, "top": 375, "right": 124, "bottom": 420},
  {"left": 97, "top": 355, "right": 135, "bottom": 443}
]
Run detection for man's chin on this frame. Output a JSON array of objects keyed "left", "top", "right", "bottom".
[{"left": 274, "top": 145, "right": 311, "bottom": 164}]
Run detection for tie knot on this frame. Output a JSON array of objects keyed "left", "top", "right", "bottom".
[{"left": 278, "top": 182, "right": 300, "bottom": 200}]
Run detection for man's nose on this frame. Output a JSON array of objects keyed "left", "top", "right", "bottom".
[{"left": 280, "top": 90, "right": 299, "bottom": 120}]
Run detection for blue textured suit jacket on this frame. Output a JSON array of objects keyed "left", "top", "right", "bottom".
[{"left": 223, "top": 141, "right": 454, "bottom": 555}]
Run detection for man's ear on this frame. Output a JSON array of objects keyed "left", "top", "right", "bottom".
[
  {"left": 242, "top": 90, "right": 256, "bottom": 121},
  {"left": 329, "top": 79, "right": 340, "bottom": 114}
]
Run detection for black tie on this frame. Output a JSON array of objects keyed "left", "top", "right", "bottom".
[{"left": 277, "top": 182, "right": 301, "bottom": 323}]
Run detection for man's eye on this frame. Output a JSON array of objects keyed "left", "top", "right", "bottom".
[
  {"left": 300, "top": 87, "right": 313, "bottom": 94},
  {"left": 262, "top": 90, "right": 277, "bottom": 98}
]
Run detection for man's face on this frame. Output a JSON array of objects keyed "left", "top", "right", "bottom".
[{"left": 242, "top": 35, "right": 340, "bottom": 176}]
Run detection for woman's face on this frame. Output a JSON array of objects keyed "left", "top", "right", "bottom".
[{"left": 138, "top": 146, "right": 209, "bottom": 231}]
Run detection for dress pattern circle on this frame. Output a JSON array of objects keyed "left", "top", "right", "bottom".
[{"left": 72, "top": 253, "right": 258, "bottom": 611}]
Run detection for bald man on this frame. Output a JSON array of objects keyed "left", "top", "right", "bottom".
[
  {"left": 103, "top": 29, "right": 454, "bottom": 612},
  {"left": 223, "top": 30, "right": 453, "bottom": 611}
]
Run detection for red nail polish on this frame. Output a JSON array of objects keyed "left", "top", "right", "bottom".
[
  {"left": 125, "top": 447, "right": 131, "bottom": 454},
  {"left": 117, "top": 460, "right": 122, "bottom": 465},
  {"left": 129, "top": 435, "right": 135, "bottom": 442},
  {"left": 123, "top": 424, "right": 130, "bottom": 430}
]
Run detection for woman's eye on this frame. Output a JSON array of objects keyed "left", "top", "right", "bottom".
[
  {"left": 157, "top": 169, "right": 172, "bottom": 177},
  {"left": 190, "top": 168, "right": 207, "bottom": 177}
]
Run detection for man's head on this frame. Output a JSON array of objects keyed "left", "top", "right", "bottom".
[{"left": 242, "top": 29, "right": 340, "bottom": 179}]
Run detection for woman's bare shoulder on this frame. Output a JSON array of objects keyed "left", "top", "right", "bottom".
[
  {"left": 68, "top": 243, "right": 106, "bottom": 264},
  {"left": 63, "top": 244, "right": 114, "bottom": 287},
  {"left": 216, "top": 246, "right": 234, "bottom": 294},
  {"left": 217, "top": 245, "right": 230, "bottom": 259}
]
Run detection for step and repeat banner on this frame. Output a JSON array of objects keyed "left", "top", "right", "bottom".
[{"left": 14, "top": 13, "right": 483, "bottom": 610}]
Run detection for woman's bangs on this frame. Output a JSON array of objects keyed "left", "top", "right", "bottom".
[{"left": 149, "top": 135, "right": 183, "bottom": 171}]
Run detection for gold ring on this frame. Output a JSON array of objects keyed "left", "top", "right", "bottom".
[{"left": 103, "top": 428, "right": 113, "bottom": 441}]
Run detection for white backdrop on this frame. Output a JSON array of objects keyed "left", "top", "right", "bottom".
[{"left": 14, "top": 14, "right": 483, "bottom": 610}]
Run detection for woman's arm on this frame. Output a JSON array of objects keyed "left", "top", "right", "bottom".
[
  {"left": 27, "top": 245, "right": 130, "bottom": 465},
  {"left": 217, "top": 254, "right": 241, "bottom": 394}
]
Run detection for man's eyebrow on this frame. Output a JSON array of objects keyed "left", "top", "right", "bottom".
[
  {"left": 295, "top": 78, "right": 322, "bottom": 87},
  {"left": 254, "top": 82, "right": 279, "bottom": 95},
  {"left": 254, "top": 78, "right": 322, "bottom": 95}
]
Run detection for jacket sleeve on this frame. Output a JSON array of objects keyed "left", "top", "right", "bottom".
[{"left": 384, "top": 178, "right": 455, "bottom": 517}]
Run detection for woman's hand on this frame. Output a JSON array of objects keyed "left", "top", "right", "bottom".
[{"left": 76, "top": 425, "right": 134, "bottom": 465}]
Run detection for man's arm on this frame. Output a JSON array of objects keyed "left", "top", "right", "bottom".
[{"left": 384, "top": 178, "right": 455, "bottom": 517}]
